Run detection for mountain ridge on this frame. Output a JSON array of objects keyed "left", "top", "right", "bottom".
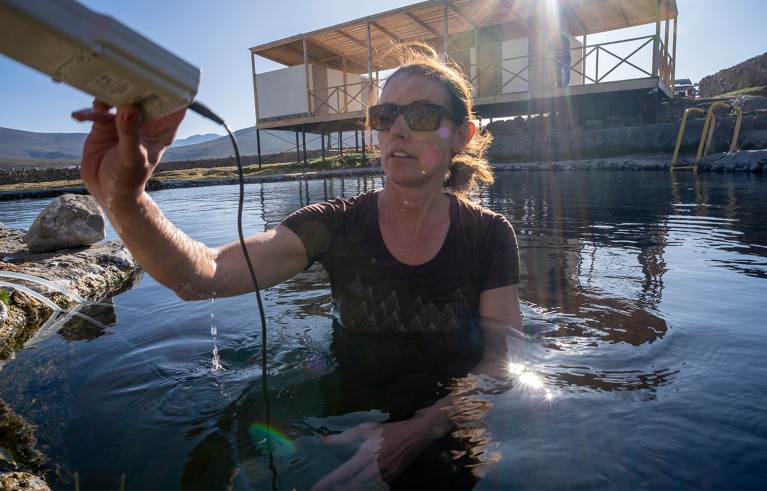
[
  {"left": 0, "top": 126, "right": 323, "bottom": 168},
  {"left": 171, "top": 133, "right": 222, "bottom": 147}
]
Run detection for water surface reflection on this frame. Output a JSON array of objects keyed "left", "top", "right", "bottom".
[{"left": 0, "top": 170, "right": 765, "bottom": 489}]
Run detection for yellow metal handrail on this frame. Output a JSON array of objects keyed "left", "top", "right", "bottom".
[
  {"left": 671, "top": 102, "right": 743, "bottom": 171},
  {"left": 697, "top": 102, "right": 743, "bottom": 161},
  {"left": 671, "top": 107, "right": 705, "bottom": 168}
]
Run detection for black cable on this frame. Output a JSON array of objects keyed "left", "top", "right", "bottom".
[{"left": 188, "top": 101, "right": 277, "bottom": 486}]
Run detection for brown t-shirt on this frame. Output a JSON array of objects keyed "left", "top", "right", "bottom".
[{"left": 281, "top": 190, "right": 519, "bottom": 334}]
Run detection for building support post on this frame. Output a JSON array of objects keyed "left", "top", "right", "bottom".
[
  {"left": 367, "top": 22, "right": 373, "bottom": 107},
  {"left": 652, "top": 0, "right": 661, "bottom": 77},
  {"left": 251, "top": 51, "right": 260, "bottom": 127},
  {"left": 256, "top": 129, "right": 262, "bottom": 168},
  {"left": 582, "top": 33, "right": 587, "bottom": 83},
  {"left": 303, "top": 37, "right": 312, "bottom": 116},
  {"left": 321, "top": 131, "right": 326, "bottom": 164},
  {"left": 472, "top": 26, "right": 479, "bottom": 95},
  {"left": 442, "top": 1, "right": 449, "bottom": 60},
  {"left": 361, "top": 128, "right": 366, "bottom": 165},
  {"left": 295, "top": 131, "right": 300, "bottom": 164},
  {"left": 251, "top": 51, "right": 262, "bottom": 168},
  {"left": 301, "top": 124, "right": 308, "bottom": 169},
  {"left": 663, "top": 8, "right": 670, "bottom": 83},
  {"left": 343, "top": 57, "right": 349, "bottom": 112},
  {"left": 671, "top": 16, "right": 678, "bottom": 83}
]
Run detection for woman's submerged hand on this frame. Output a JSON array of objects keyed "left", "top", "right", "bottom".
[
  {"left": 72, "top": 102, "right": 186, "bottom": 206},
  {"left": 312, "top": 418, "right": 435, "bottom": 490}
]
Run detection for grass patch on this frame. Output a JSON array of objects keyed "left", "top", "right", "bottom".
[
  {"left": 0, "top": 179, "right": 83, "bottom": 192},
  {"left": 153, "top": 152, "right": 377, "bottom": 182},
  {"left": 0, "top": 153, "right": 380, "bottom": 192},
  {"left": 718, "top": 86, "right": 767, "bottom": 98},
  {"left": 0, "top": 158, "right": 80, "bottom": 168},
  {"left": 0, "top": 288, "right": 10, "bottom": 306}
]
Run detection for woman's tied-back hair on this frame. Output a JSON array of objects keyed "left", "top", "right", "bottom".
[{"left": 369, "top": 42, "right": 494, "bottom": 200}]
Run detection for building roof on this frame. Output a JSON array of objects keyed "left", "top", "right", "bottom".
[{"left": 250, "top": 0, "right": 678, "bottom": 74}]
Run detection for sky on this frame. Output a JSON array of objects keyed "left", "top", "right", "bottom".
[{"left": 0, "top": 0, "right": 765, "bottom": 140}]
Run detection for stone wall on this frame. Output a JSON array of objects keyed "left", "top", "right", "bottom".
[
  {"left": 699, "top": 52, "right": 767, "bottom": 98},
  {"left": 0, "top": 148, "right": 337, "bottom": 185},
  {"left": 486, "top": 96, "right": 767, "bottom": 163},
  {"left": 0, "top": 167, "right": 82, "bottom": 186}
]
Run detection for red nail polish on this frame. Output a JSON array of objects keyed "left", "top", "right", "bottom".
[{"left": 122, "top": 112, "right": 138, "bottom": 122}]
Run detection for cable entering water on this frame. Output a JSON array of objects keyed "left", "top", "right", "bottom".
[{"left": 189, "top": 101, "right": 277, "bottom": 485}]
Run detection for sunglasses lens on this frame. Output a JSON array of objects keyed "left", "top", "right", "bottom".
[
  {"left": 368, "top": 103, "right": 453, "bottom": 131},
  {"left": 369, "top": 104, "right": 398, "bottom": 130},
  {"left": 406, "top": 104, "right": 442, "bottom": 131}
]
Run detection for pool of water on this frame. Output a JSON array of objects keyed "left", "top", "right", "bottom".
[{"left": 1, "top": 170, "right": 766, "bottom": 490}]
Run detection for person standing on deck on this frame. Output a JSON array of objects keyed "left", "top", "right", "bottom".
[{"left": 550, "top": 30, "right": 572, "bottom": 88}]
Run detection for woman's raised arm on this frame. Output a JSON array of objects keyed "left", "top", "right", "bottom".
[{"left": 73, "top": 103, "right": 309, "bottom": 300}]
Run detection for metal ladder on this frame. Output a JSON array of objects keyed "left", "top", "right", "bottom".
[{"left": 671, "top": 101, "right": 743, "bottom": 171}]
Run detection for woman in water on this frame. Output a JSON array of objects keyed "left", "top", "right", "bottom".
[{"left": 74, "top": 42, "right": 523, "bottom": 489}]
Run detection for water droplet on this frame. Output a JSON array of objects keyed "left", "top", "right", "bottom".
[{"left": 209, "top": 297, "right": 224, "bottom": 372}]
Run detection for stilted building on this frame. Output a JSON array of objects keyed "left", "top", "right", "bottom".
[{"left": 249, "top": 0, "right": 678, "bottom": 162}]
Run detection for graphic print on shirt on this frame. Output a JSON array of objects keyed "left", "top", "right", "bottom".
[{"left": 342, "top": 276, "right": 472, "bottom": 333}]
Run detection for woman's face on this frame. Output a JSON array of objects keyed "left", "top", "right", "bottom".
[{"left": 376, "top": 73, "right": 473, "bottom": 190}]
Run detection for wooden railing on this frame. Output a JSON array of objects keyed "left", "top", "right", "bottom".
[
  {"left": 576, "top": 34, "right": 673, "bottom": 86},
  {"left": 300, "top": 34, "right": 674, "bottom": 117},
  {"left": 464, "top": 34, "right": 674, "bottom": 97},
  {"left": 307, "top": 79, "right": 383, "bottom": 116}
]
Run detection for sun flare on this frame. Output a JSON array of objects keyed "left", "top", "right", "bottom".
[{"left": 508, "top": 360, "right": 554, "bottom": 402}]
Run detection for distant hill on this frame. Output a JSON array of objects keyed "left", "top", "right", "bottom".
[
  {"left": 0, "top": 127, "right": 87, "bottom": 161},
  {"left": 161, "top": 126, "right": 323, "bottom": 161},
  {"left": 0, "top": 126, "right": 323, "bottom": 167},
  {"left": 170, "top": 133, "right": 222, "bottom": 147}
]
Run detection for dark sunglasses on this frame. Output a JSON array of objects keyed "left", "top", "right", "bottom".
[{"left": 367, "top": 102, "right": 465, "bottom": 131}]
